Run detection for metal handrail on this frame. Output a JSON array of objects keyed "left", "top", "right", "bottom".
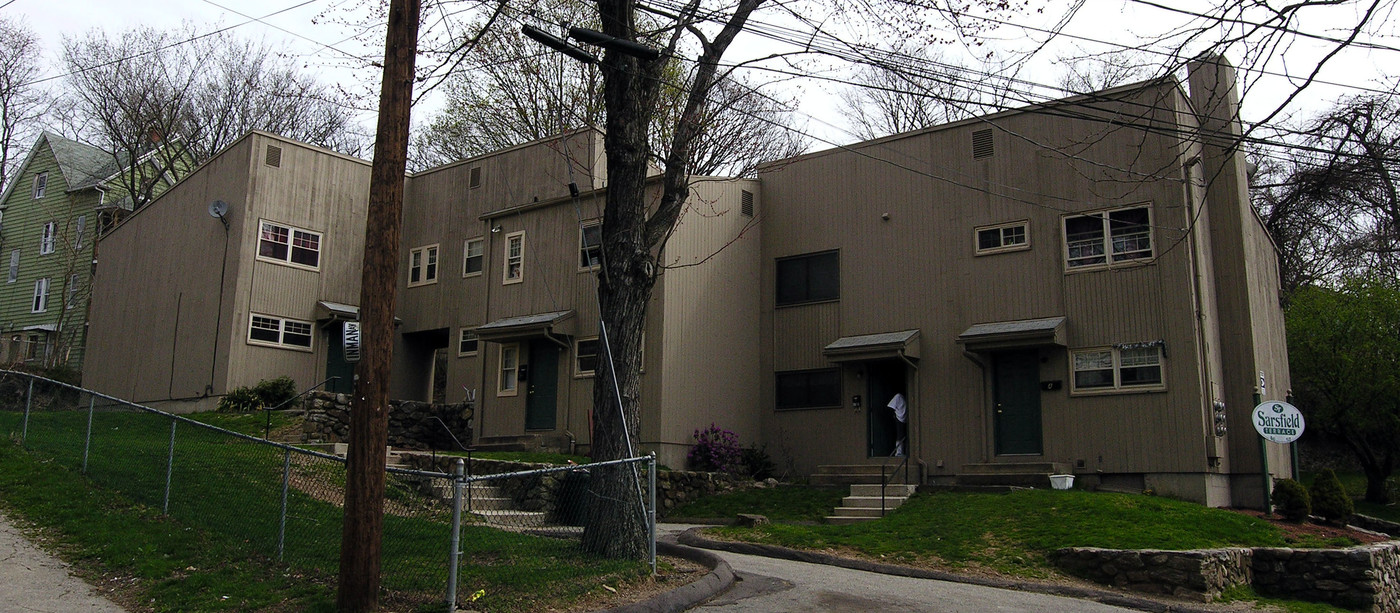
[
  {"left": 261, "top": 376, "right": 340, "bottom": 440},
  {"left": 880, "top": 454, "right": 910, "bottom": 516}
]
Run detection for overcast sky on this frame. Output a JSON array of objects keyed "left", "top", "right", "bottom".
[{"left": 8, "top": 0, "right": 1396, "bottom": 150}]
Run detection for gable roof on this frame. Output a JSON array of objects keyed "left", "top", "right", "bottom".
[{"left": 43, "top": 132, "right": 122, "bottom": 190}]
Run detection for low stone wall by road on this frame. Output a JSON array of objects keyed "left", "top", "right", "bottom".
[
  {"left": 1054, "top": 541, "right": 1400, "bottom": 611},
  {"left": 299, "top": 392, "right": 472, "bottom": 451}
]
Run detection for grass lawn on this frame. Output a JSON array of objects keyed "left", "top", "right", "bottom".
[
  {"left": 1300, "top": 470, "right": 1400, "bottom": 524},
  {"left": 667, "top": 485, "right": 846, "bottom": 522},
  {"left": 0, "top": 408, "right": 649, "bottom": 612}
]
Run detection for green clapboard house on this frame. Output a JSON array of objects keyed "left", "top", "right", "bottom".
[{"left": 0, "top": 133, "right": 140, "bottom": 370}]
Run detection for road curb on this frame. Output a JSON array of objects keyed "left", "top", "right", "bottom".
[
  {"left": 591, "top": 539, "right": 735, "bottom": 613},
  {"left": 676, "top": 528, "right": 1225, "bottom": 613}
]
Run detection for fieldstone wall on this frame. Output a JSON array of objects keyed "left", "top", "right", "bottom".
[
  {"left": 1051, "top": 548, "right": 1251, "bottom": 601},
  {"left": 300, "top": 392, "right": 472, "bottom": 451},
  {"left": 1055, "top": 541, "right": 1400, "bottom": 612}
]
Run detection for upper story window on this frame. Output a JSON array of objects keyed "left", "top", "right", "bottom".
[
  {"left": 575, "top": 337, "right": 600, "bottom": 377},
  {"left": 39, "top": 222, "right": 55, "bottom": 255},
  {"left": 32, "top": 173, "right": 47, "bottom": 199},
  {"left": 31, "top": 277, "right": 48, "bottom": 313},
  {"left": 7, "top": 250, "right": 18, "bottom": 283},
  {"left": 258, "top": 220, "right": 321, "bottom": 270},
  {"left": 463, "top": 238, "right": 484, "bottom": 277},
  {"left": 248, "top": 313, "right": 314, "bottom": 351},
  {"left": 409, "top": 244, "right": 439, "bottom": 287},
  {"left": 1063, "top": 206, "right": 1153, "bottom": 270},
  {"left": 579, "top": 223, "right": 602, "bottom": 270},
  {"left": 1071, "top": 343, "right": 1164, "bottom": 393},
  {"left": 458, "top": 329, "right": 479, "bottom": 356},
  {"left": 975, "top": 221, "right": 1030, "bottom": 255},
  {"left": 74, "top": 216, "right": 87, "bottom": 250},
  {"left": 776, "top": 250, "right": 839, "bottom": 306},
  {"left": 503, "top": 231, "right": 524, "bottom": 285}
]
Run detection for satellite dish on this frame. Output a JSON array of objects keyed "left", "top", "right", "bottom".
[{"left": 208, "top": 200, "right": 229, "bottom": 218}]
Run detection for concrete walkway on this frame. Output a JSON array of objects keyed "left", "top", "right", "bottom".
[{"left": 0, "top": 510, "right": 128, "bottom": 613}]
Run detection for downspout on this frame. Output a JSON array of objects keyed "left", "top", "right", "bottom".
[
  {"left": 897, "top": 349, "right": 925, "bottom": 485},
  {"left": 962, "top": 349, "right": 989, "bottom": 462}
]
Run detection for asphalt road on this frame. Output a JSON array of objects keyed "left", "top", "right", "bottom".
[
  {"left": 659, "top": 524, "right": 1139, "bottom": 613},
  {"left": 0, "top": 510, "right": 128, "bottom": 613}
]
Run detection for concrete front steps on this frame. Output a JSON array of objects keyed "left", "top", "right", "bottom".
[
  {"left": 810, "top": 463, "right": 913, "bottom": 487},
  {"left": 826, "top": 483, "right": 918, "bottom": 525},
  {"left": 956, "top": 462, "right": 1071, "bottom": 488}
]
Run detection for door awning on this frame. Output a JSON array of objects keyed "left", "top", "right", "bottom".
[
  {"left": 316, "top": 301, "right": 359, "bottom": 321},
  {"left": 957, "top": 316, "right": 1066, "bottom": 352},
  {"left": 21, "top": 323, "right": 58, "bottom": 333},
  {"left": 823, "top": 329, "right": 920, "bottom": 363},
  {"left": 474, "top": 310, "right": 575, "bottom": 345}
]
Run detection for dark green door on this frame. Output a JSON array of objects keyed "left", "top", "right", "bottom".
[
  {"left": 525, "top": 340, "right": 559, "bottom": 431},
  {"left": 325, "top": 322, "right": 355, "bottom": 394},
  {"left": 993, "top": 350, "right": 1042, "bottom": 455}
]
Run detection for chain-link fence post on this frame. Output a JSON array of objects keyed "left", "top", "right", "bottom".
[
  {"left": 163, "top": 418, "right": 177, "bottom": 514},
  {"left": 20, "top": 378, "right": 32, "bottom": 445},
  {"left": 81, "top": 395, "right": 95, "bottom": 473},
  {"left": 648, "top": 453, "right": 657, "bottom": 575},
  {"left": 278, "top": 447, "right": 291, "bottom": 561},
  {"left": 447, "top": 458, "right": 465, "bottom": 612}
]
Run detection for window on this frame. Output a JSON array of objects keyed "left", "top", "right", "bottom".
[
  {"left": 1063, "top": 206, "right": 1153, "bottom": 270},
  {"left": 66, "top": 273, "right": 80, "bottom": 309},
  {"left": 975, "top": 221, "right": 1029, "bottom": 255},
  {"left": 458, "top": 329, "right": 479, "bottom": 356},
  {"left": 32, "top": 172, "right": 47, "bottom": 199},
  {"left": 498, "top": 343, "right": 519, "bottom": 395},
  {"left": 575, "top": 338, "right": 600, "bottom": 376},
  {"left": 503, "top": 231, "right": 524, "bottom": 284},
  {"left": 409, "top": 245, "right": 439, "bottom": 287},
  {"left": 39, "top": 222, "right": 55, "bottom": 255},
  {"left": 7, "top": 250, "right": 18, "bottom": 283},
  {"left": 579, "top": 223, "right": 601, "bottom": 270},
  {"left": 258, "top": 220, "right": 321, "bottom": 269},
  {"left": 776, "top": 250, "right": 839, "bottom": 306},
  {"left": 247, "top": 314, "right": 314, "bottom": 350},
  {"left": 462, "top": 238, "right": 484, "bottom": 276},
  {"left": 775, "top": 368, "right": 842, "bottom": 410},
  {"left": 25, "top": 333, "right": 44, "bottom": 361},
  {"left": 75, "top": 216, "right": 87, "bottom": 250},
  {"left": 469, "top": 166, "right": 482, "bottom": 188},
  {"left": 1071, "top": 343, "right": 1164, "bottom": 392},
  {"left": 31, "top": 277, "right": 49, "bottom": 312}
]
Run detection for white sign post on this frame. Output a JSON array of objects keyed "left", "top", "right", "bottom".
[{"left": 1252, "top": 400, "right": 1305, "bottom": 444}]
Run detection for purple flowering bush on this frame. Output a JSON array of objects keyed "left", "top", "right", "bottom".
[{"left": 688, "top": 423, "right": 742, "bottom": 473}]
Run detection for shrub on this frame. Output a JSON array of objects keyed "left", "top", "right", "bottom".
[
  {"left": 1309, "top": 469, "right": 1355, "bottom": 524},
  {"left": 741, "top": 445, "right": 776, "bottom": 480},
  {"left": 688, "top": 424, "right": 741, "bottom": 474},
  {"left": 1271, "top": 478, "right": 1311, "bottom": 522},
  {"left": 217, "top": 376, "right": 299, "bottom": 413}
]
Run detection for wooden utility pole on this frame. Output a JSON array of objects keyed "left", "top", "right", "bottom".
[{"left": 337, "top": 0, "right": 420, "bottom": 610}]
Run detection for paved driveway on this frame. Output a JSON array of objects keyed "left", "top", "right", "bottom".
[{"left": 660, "top": 524, "right": 1139, "bottom": 613}]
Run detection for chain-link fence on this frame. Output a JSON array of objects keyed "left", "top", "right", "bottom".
[{"left": 0, "top": 370, "right": 656, "bottom": 612}]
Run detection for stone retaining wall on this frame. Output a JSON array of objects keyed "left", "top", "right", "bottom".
[
  {"left": 1054, "top": 541, "right": 1400, "bottom": 612},
  {"left": 300, "top": 392, "right": 472, "bottom": 451}
]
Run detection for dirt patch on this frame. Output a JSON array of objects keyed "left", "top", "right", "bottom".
[{"left": 1228, "top": 508, "right": 1393, "bottom": 545}]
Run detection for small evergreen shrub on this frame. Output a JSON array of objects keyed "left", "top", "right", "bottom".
[
  {"left": 217, "top": 376, "right": 299, "bottom": 413},
  {"left": 741, "top": 445, "right": 776, "bottom": 480},
  {"left": 1270, "top": 478, "right": 1311, "bottom": 522},
  {"left": 688, "top": 423, "right": 741, "bottom": 474},
  {"left": 1309, "top": 469, "right": 1355, "bottom": 524}
]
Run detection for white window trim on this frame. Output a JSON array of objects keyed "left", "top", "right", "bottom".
[
  {"left": 66, "top": 273, "right": 80, "bottom": 309},
  {"left": 408, "top": 244, "right": 440, "bottom": 287},
  {"left": 574, "top": 337, "right": 599, "bottom": 378},
  {"left": 462, "top": 237, "right": 484, "bottom": 278},
  {"left": 39, "top": 222, "right": 55, "bottom": 255},
  {"left": 256, "top": 219, "right": 323, "bottom": 271},
  {"left": 1061, "top": 204, "right": 1154, "bottom": 272},
  {"left": 497, "top": 343, "right": 520, "bottom": 396},
  {"left": 32, "top": 172, "right": 47, "bottom": 199},
  {"left": 246, "top": 313, "right": 315, "bottom": 352},
  {"left": 7, "top": 250, "right": 19, "bottom": 283},
  {"left": 503, "top": 231, "right": 525, "bottom": 285},
  {"left": 75, "top": 216, "right": 87, "bottom": 250},
  {"left": 974, "top": 220, "right": 1031, "bottom": 255},
  {"left": 579, "top": 222, "right": 602, "bottom": 272},
  {"left": 457, "top": 328, "right": 479, "bottom": 357},
  {"left": 1069, "top": 344, "right": 1166, "bottom": 395},
  {"left": 31, "top": 277, "right": 49, "bottom": 313}
]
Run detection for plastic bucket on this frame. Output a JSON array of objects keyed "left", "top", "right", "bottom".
[{"left": 1049, "top": 474, "right": 1075, "bottom": 490}]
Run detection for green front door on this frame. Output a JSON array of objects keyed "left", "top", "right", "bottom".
[
  {"left": 993, "top": 350, "right": 1042, "bottom": 455},
  {"left": 325, "top": 321, "right": 355, "bottom": 394},
  {"left": 525, "top": 340, "right": 559, "bottom": 431}
]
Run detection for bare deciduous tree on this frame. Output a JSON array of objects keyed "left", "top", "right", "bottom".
[
  {"left": 837, "top": 46, "right": 1002, "bottom": 140},
  {"left": 0, "top": 17, "right": 49, "bottom": 191}
]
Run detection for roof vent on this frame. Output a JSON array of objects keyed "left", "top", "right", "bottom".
[
  {"left": 265, "top": 145, "right": 283, "bottom": 167},
  {"left": 741, "top": 190, "right": 754, "bottom": 216},
  {"left": 469, "top": 166, "right": 482, "bottom": 188},
  {"left": 972, "top": 129, "right": 994, "bottom": 159}
]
